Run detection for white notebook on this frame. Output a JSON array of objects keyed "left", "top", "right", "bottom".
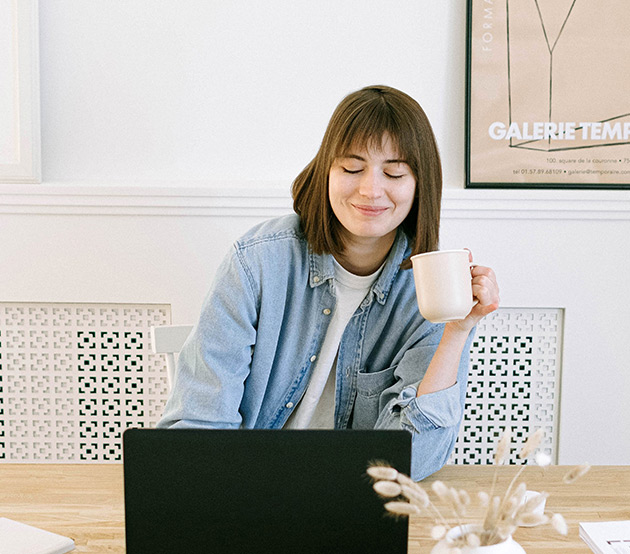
[
  {"left": 0, "top": 518, "right": 75, "bottom": 554},
  {"left": 580, "top": 521, "right": 630, "bottom": 554}
]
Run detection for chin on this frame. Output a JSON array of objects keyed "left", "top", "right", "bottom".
[{"left": 349, "top": 225, "right": 396, "bottom": 240}]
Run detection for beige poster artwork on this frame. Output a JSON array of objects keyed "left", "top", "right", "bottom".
[{"left": 469, "top": 0, "right": 630, "bottom": 186}]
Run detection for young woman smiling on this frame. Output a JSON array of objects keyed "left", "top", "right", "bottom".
[{"left": 158, "top": 85, "right": 500, "bottom": 480}]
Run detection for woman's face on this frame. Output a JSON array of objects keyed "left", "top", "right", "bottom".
[{"left": 328, "top": 134, "right": 416, "bottom": 247}]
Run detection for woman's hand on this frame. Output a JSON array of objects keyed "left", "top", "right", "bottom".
[
  {"left": 447, "top": 250, "right": 500, "bottom": 334},
  {"left": 416, "top": 250, "right": 499, "bottom": 398}
]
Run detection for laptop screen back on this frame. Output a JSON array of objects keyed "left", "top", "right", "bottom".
[{"left": 123, "top": 428, "right": 411, "bottom": 554}]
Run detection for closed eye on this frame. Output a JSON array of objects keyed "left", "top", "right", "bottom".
[
  {"left": 385, "top": 172, "right": 404, "bottom": 179},
  {"left": 342, "top": 168, "right": 363, "bottom": 174}
]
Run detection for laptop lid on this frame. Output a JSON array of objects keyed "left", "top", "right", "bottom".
[{"left": 123, "top": 428, "right": 411, "bottom": 554}]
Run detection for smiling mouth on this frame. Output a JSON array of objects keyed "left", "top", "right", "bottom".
[{"left": 352, "top": 204, "right": 389, "bottom": 216}]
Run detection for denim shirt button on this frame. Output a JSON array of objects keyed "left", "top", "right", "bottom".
[
  {"left": 285, "top": 402, "right": 294, "bottom": 409},
  {"left": 313, "top": 276, "right": 320, "bottom": 283},
  {"left": 323, "top": 308, "right": 331, "bottom": 315},
  {"left": 310, "top": 355, "right": 317, "bottom": 362}
]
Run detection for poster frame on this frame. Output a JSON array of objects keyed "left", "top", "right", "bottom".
[{"left": 465, "top": 0, "right": 630, "bottom": 190}]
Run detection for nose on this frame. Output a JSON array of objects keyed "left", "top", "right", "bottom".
[{"left": 357, "top": 168, "right": 384, "bottom": 199}]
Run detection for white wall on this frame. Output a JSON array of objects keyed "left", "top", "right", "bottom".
[
  {"left": 1, "top": 1, "right": 629, "bottom": 465},
  {"left": 38, "top": 0, "right": 465, "bottom": 189}
]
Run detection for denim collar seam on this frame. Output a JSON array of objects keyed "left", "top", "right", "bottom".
[
  {"left": 372, "top": 229, "right": 409, "bottom": 305},
  {"left": 307, "top": 229, "right": 409, "bottom": 295},
  {"left": 308, "top": 249, "right": 334, "bottom": 287}
]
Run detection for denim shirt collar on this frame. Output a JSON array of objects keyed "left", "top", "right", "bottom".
[{"left": 308, "top": 228, "right": 411, "bottom": 305}]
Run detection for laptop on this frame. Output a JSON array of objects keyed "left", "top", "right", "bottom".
[{"left": 123, "top": 428, "right": 411, "bottom": 554}]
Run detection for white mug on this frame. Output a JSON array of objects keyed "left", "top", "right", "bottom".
[{"left": 410, "top": 249, "right": 475, "bottom": 323}]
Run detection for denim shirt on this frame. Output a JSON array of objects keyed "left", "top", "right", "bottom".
[{"left": 158, "top": 213, "right": 474, "bottom": 480}]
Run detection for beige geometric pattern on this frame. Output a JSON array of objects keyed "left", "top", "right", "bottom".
[
  {"left": 0, "top": 304, "right": 561, "bottom": 464},
  {"left": 449, "top": 308, "right": 562, "bottom": 465},
  {"left": 0, "top": 303, "right": 170, "bottom": 462}
]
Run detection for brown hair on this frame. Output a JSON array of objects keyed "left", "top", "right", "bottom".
[{"left": 291, "top": 85, "right": 442, "bottom": 269}]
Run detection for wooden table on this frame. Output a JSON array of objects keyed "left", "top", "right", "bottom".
[{"left": 0, "top": 464, "right": 628, "bottom": 553}]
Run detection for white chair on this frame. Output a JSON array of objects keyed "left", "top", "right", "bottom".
[{"left": 150, "top": 324, "right": 194, "bottom": 389}]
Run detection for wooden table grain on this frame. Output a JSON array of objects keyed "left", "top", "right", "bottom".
[
  {"left": 0, "top": 464, "right": 628, "bottom": 553},
  {"left": 0, "top": 464, "right": 125, "bottom": 552}
]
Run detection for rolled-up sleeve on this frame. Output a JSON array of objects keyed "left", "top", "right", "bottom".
[
  {"left": 375, "top": 328, "right": 475, "bottom": 481},
  {"left": 396, "top": 382, "right": 462, "bottom": 431}
]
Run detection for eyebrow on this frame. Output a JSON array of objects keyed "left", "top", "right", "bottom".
[{"left": 341, "top": 154, "right": 408, "bottom": 164}]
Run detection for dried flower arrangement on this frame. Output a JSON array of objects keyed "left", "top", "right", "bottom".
[{"left": 368, "top": 428, "right": 591, "bottom": 552}]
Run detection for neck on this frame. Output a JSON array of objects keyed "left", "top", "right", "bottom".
[{"left": 335, "top": 231, "right": 396, "bottom": 276}]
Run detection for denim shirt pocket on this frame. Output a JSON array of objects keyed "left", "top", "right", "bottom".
[{"left": 352, "top": 365, "right": 397, "bottom": 429}]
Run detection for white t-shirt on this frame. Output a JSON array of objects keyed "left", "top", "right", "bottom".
[{"left": 284, "top": 258, "right": 382, "bottom": 429}]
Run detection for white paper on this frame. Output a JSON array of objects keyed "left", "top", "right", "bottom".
[
  {"left": 580, "top": 521, "right": 630, "bottom": 554},
  {"left": 0, "top": 518, "right": 75, "bottom": 554}
]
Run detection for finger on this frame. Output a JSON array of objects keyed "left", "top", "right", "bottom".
[
  {"left": 472, "top": 278, "right": 500, "bottom": 306},
  {"left": 474, "top": 302, "right": 500, "bottom": 317},
  {"left": 472, "top": 270, "right": 499, "bottom": 297},
  {"left": 472, "top": 273, "right": 498, "bottom": 292},
  {"left": 470, "top": 292, "right": 500, "bottom": 318},
  {"left": 471, "top": 265, "right": 496, "bottom": 280},
  {"left": 472, "top": 284, "right": 490, "bottom": 306}
]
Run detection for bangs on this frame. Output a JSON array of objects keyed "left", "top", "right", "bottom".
[{"left": 334, "top": 99, "right": 417, "bottom": 170}]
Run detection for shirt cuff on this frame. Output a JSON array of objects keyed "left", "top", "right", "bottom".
[{"left": 393, "top": 383, "right": 462, "bottom": 432}]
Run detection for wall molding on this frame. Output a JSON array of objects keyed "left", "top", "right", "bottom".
[{"left": 0, "top": 182, "right": 629, "bottom": 219}]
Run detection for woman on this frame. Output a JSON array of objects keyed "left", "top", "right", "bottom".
[{"left": 158, "top": 85, "right": 500, "bottom": 480}]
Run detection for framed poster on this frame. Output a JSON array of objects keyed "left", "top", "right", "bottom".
[{"left": 466, "top": 0, "right": 630, "bottom": 189}]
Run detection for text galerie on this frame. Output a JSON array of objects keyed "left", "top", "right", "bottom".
[{"left": 488, "top": 121, "right": 630, "bottom": 141}]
